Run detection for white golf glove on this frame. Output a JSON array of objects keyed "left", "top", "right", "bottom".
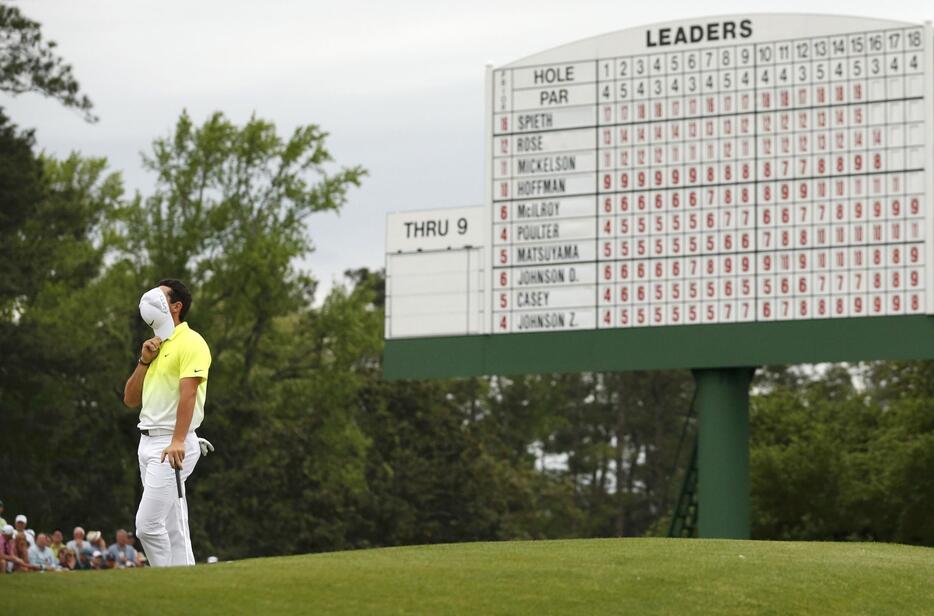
[{"left": 198, "top": 437, "right": 215, "bottom": 456}]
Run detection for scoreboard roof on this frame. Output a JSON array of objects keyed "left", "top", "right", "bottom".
[{"left": 501, "top": 14, "right": 919, "bottom": 68}]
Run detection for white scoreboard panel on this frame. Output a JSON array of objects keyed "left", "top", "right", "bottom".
[
  {"left": 385, "top": 207, "right": 487, "bottom": 338},
  {"left": 489, "top": 15, "right": 934, "bottom": 334}
]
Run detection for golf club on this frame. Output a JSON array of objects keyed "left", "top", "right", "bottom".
[{"left": 175, "top": 466, "right": 194, "bottom": 566}]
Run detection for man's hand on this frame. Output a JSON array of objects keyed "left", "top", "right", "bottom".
[
  {"left": 141, "top": 336, "right": 162, "bottom": 363},
  {"left": 161, "top": 439, "right": 185, "bottom": 469}
]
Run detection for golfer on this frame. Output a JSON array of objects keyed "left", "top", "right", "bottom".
[{"left": 123, "top": 279, "right": 211, "bottom": 567}]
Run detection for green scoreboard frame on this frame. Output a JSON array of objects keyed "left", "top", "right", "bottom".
[{"left": 385, "top": 315, "right": 934, "bottom": 379}]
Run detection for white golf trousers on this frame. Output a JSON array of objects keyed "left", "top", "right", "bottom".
[{"left": 136, "top": 432, "right": 200, "bottom": 567}]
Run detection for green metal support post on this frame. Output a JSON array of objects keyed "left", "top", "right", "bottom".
[{"left": 693, "top": 367, "right": 756, "bottom": 539}]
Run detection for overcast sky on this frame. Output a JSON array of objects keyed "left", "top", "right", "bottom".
[{"left": 6, "top": 0, "right": 931, "bottom": 297}]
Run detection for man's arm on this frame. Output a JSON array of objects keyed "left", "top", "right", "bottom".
[
  {"left": 122, "top": 363, "right": 148, "bottom": 408},
  {"left": 6, "top": 547, "right": 34, "bottom": 570},
  {"left": 123, "top": 337, "right": 162, "bottom": 407},
  {"left": 161, "top": 377, "right": 201, "bottom": 469}
]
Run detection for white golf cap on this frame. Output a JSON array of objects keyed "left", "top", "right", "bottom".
[
  {"left": 1, "top": 524, "right": 13, "bottom": 535},
  {"left": 139, "top": 287, "right": 175, "bottom": 340},
  {"left": 15, "top": 514, "right": 26, "bottom": 524},
  {"left": 92, "top": 550, "right": 102, "bottom": 558}
]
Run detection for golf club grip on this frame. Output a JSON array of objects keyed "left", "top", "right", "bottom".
[{"left": 175, "top": 467, "right": 183, "bottom": 499}]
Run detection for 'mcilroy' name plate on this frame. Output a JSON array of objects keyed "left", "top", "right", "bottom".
[{"left": 489, "top": 14, "right": 934, "bottom": 334}]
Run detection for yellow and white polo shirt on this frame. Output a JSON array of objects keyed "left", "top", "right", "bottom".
[{"left": 139, "top": 321, "right": 211, "bottom": 431}]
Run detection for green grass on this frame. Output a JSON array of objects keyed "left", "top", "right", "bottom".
[{"left": 5, "top": 539, "right": 933, "bottom": 615}]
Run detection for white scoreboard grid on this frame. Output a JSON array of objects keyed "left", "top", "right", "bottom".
[{"left": 488, "top": 15, "right": 934, "bottom": 335}]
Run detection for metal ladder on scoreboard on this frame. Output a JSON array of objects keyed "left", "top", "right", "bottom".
[
  {"left": 667, "top": 393, "right": 699, "bottom": 538},
  {"left": 668, "top": 438, "right": 699, "bottom": 538}
]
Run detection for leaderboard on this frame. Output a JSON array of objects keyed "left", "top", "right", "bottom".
[{"left": 490, "top": 15, "right": 933, "bottom": 334}]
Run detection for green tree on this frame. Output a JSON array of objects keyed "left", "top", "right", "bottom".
[
  {"left": 749, "top": 362, "right": 934, "bottom": 546},
  {"left": 0, "top": 3, "right": 95, "bottom": 121},
  {"left": 0, "top": 3, "right": 123, "bottom": 532},
  {"left": 521, "top": 370, "right": 692, "bottom": 538},
  {"left": 0, "top": 128, "right": 131, "bottom": 532},
  {"left": 865, "top": 360, "right": 934, "bottom": 545},
  {"left": 115, "top": 111, "right": 367, "bottom": 558},
  {"left": 0, "top": 111, "right": 44, "bottom": 309}
]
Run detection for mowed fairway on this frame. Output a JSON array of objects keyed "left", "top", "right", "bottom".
[{"left": 6, "top": 539, "right": 933, "bottom": 615}]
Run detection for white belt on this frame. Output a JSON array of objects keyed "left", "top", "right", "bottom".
[{"left": 140, "top": 428, "right": 175, "bottom": 437}]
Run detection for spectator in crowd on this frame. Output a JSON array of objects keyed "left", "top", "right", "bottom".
[
  {"left": 1, "top": 520, "right": 148, "bottom": 573},
  {"left": 14, "top": 515, "right": 35, "bottom": 548},
  {"left": 0, "top": 524, "right": 11, "bottom": 573},
  {"left": 69, "top": 529, "right": 95, "bottom": 568},
  {"left": 89, "top": 550, "right": 105, "bottom": 570},
  {"left": 108, "top": 529, "right": 138, "bottom": 568},
  {"left": 78, "top": 545, "right": 94, "bottom": 569},
  {"left": 13, "top": 530, "right": 39, "bottom": 572},
  {"left": 66, "top": 526, "right": 89, "bottom": 556},
  {"left": 50, "top": 530, "right": 65, "bottom": 560},
  {"left": 0, "top": 498, "right": 6, "bottom": 527},
  {"left": 88, "top": 530, "right": 108, "bottom": 559},
  {"left": 127, "top": 531, "right": 147, "bottom": 566},
  {"left": 28, "top": 533, "right": 58, "bottom": 572},
  {"left": 59, "top": 548, "right": 79, "bottom": 571}
]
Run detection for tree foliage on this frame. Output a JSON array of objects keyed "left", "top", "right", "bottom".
[
  {"left": 0, "top": 3, "right": 95, "bottom": 121},
  {"left": 3, "top": 102, "right": 933, "bottom": 555},
  {"left": 750, "top": 363, "right": 934, "bottom": 545},
  {"left": 1, "top": 109, "right": 932, "bottom": 555},
  {"left": 2, "top": 0, "right": 932, "bottom": 563},
  {"left": 0, "top": 111, "right": 131, "bottom": 530},
  {"left": 117, "top": 111, "right": 368, "bottom": 556},
  {"left": 0, "top": 110, "right": 43, "bottom": 308}
]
